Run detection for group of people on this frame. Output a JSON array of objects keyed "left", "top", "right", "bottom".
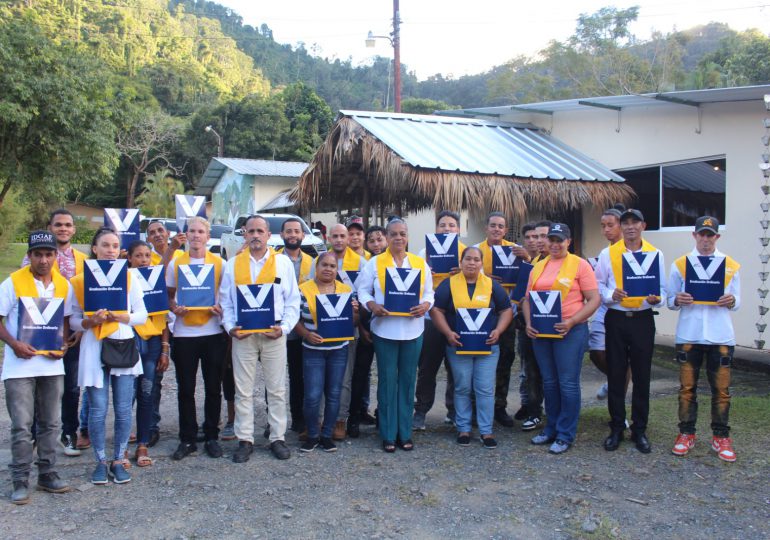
[{"left": 1, "top": 204, "right": 741, "bottom": 505}]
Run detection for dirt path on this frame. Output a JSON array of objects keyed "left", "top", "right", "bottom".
[{"left": 1, "top": 356, "right": 769, "bottom": 539}]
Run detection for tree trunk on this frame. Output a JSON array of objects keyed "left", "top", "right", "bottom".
[
  {"left": 127, "top": 169, "right": 140, "bottom": 208},
  {"left": 0, "top": 178, "right": 14, "bottom": 209}
]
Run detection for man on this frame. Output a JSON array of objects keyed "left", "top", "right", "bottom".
[
  {"left": 22, "top": 209, "right": 87, "bottom": 456},
  {"left": 595, "top": 209, "right": 666, "bottom": 454},
  {"left": 513, "top": 222, "right": 544, "bottom": 431},
  {"left": 346, "top": 216, "right": 372, "bottom": 260},
  {"left": 531, "top": 220, "right": 552, "bottom": 264},
  {"left": 278, "top": 217, "right": 314, "bottom": 434},
  {"left": 2, "top": 231, "right": 73, "bottom": 504},
  {"left": 413, "top": 210, "right": 464, "bottom": 430},
  {"left": 166, "top": 216, "right": 227, "bottom": 460},
  {"left": 667, "top": 216, "right": 739, "bottom": 462},
  {"left": 474, "top": 212, "right": 529, "bottom": 428},
  {"left": 220, "top": 215, "right": 300, "bottom": 462}
]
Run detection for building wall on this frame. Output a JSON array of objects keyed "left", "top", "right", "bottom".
[
  {"left": 211, "top": 170, "right": 299, "bottom": 227},
  {"left": 496, "top": 100, "right": 765, "bottom": 347}
]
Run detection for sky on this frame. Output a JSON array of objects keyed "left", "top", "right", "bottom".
[{"left": 214, "top": 0, "right": 770, "bottom": 80}]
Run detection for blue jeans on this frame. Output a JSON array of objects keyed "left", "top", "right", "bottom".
[
  {"left": 86, "top": 369, "right": 135, "bottom": 463},
  {"left": 135, "top": 335, "right": 161, "bottom": 445},
  {"left": 532, "top": 322, "right": 588, "bottom": 444},
  {"left": 447, "top": 346, "right": 500, "bottom": 435},
  {"left": 302, "top": 345, "right": 349, "bottom": 439},
  {"left": 79, "top": 389, "right": 90, "bottom": 434}
]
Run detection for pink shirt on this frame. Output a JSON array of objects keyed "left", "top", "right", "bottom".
[{"left": 527, "top": 256, "right": 597, "bottom": 319}]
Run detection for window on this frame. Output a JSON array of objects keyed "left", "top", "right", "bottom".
[{"left": 617, "top": 157, "right": 726, "bottom": 230}]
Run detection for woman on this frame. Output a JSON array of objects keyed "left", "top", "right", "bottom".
[
  {"left": 357, "top": 218, "right": 434, "bottom": 452},
  {"left": 431, "top": 247, "right": 513, "bottom": 448},
  {"left": 294, "top": 253, "right": 358, "bottom": 453},
  {"left": 522, "top": 223, "right": 600, "bottom": 455},
  {"left": 71, "top": 228, "right": 147, "bottom": 484},
  {"left": 127, "top": 241, "right": 170, "bottom": 467}
]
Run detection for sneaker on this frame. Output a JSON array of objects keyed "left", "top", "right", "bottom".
[
  {"left": 300, "top": 438, "right": 319, "bottom": 453},
  {"left": 456, "top": 433, "right": 471, "bottom": 446},
  {"left": 596, "top": 382, "right": 609, "bottom": 400},
  {"left": 204, "top": 440, "right": 223, "bottom": 458},
  {"left": 319, "top": 437, "right": 337, "bottom": 453},
  {"left": 37, "top": 472, "right": 70, "bottom": 493},
  {"left": 76, "top": 431, "right": 91, "bottom": 450},
  {"left": 60, "top": 433, "right": 81, "bottom": 456},
  {"left": 108, "top": 462, "right": 131, "bottom": 484},
  {"left": 711, "top": 436, "right": 736, "bottom": 462},
  {"left": 91, "top": 462, "right": 108, "bottom": 485},
  {"left": 672, "top": 433, "right": 696, "bottom": 456},
  {"left": 220, "top": 423, "right": 236, "bottom": 441},
  {"left": 332, "top": 420, "right": 347, "bottom": 441},
  {"left": 531, "top": 432, "right": 556, "bottom": 445},
  {"left": 232, "top": 441, "right": 253, "bottom": 463},
  {"left": 171, "top": 442, "right": 197, "bottom": 461},
  {"left": 521, "top": 416, "right": 542, "bottom": 432},
  {"left": 480, "top": 436, "right": 498, "bottom": 449},
  {"left": 413, "top": 411, "right": 426, "bottom": 431},
  {"left": 548, "top": 439, "right": 571, "bottom": 454}
]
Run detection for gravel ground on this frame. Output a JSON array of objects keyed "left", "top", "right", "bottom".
[{"left": 1, "top": 354, "right": 769, "bottom": 539}]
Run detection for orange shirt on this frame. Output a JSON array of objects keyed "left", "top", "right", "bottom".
[{"left": 527, "top": 257, "right": 597, "bottom": 319}]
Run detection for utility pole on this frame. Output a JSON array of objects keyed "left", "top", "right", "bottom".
[{"left": 393, "top": 0, "right": 401, "bottom": 113}]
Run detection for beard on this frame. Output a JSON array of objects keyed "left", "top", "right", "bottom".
[{"left": 283, "top": 238, "right": 302, "bottom": 250}]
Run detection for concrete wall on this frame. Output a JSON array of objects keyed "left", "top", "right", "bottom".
[
  {"left": 211, "top": 170, "right": 298, "bottom": 227},
  {"left": 494, "top": 100, "right": 766, "bottom": 347}
]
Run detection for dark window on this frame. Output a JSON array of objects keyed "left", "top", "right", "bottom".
[{"left": 618, "top": 167, "right": 661, "bottom": 231}]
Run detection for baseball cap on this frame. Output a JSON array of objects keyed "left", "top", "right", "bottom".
[
  {"left": 620, "top": 208, "right": 645, "bottom": 222},
  {"left": 345, "top": 215, "right": 365, "bottom": 230},
  {"left": 28, "top": 230, "right": 57, "bottom": 252},
  {"left": 694, "top": 215, "right": 720, "bottom": 234},
  {"left": 547, "top": 222, "right": 571, "bottom": 240}
]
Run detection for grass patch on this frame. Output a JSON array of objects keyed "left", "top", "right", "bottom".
[{"left": 0, "top": 243, "right": 26, "bottom": 280}]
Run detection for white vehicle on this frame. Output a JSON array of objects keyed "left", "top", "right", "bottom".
[
  {"left": 139, "top": 218, "right": 231, "bottom": 255},
  {"left": 220, "top": 213, "right": 326, "bottom": 260}
]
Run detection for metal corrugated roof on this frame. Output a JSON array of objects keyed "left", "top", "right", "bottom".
[
  {"left": 338, "top": 110, "right": 625, "bottom": 182},
  {"left": 195, "top": 158, "right": 308, "bottom": 196},
  {"left": 449, "top": 84, "right": 770, "bottom": 118},
  {"left": 258, "top": 189, "right": 296, "bottom": 211}
]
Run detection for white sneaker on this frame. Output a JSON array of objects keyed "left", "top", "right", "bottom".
[
  {"left": 596, "top": 383, "right": 609, "bottom": 400},
  {"left": 60, "top": 434, "right": 81, "bottom": 457}
]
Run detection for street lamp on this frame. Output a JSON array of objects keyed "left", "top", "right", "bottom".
[
  {"left": 365, "top": 0, "right": 401, "bottom": 112},
  {"left": 205, "top": 125, "right": 223, "bottom": 157}
]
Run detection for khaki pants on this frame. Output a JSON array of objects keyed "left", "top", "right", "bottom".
[{"left": 232, "top": 334, "right": 288, "bottom": 443}]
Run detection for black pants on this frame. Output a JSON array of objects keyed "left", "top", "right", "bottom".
[
  {"left": 604, "top": 309, "right": 655, "bottom": 433},
  {"left": 287, "top": 338, "right": 305, "bottom": 429},
  {"left": 61, "top": 343, "right": 81, "bottom": 436},
  {"left": 173, "top": 333, "right": 227, "bottom": 443},
  {"left": 414, "top": 319, "right": 455, "bottom": 416},
  {"left": 494, "top": 324, "right": 517, "bottom": 411},
  {"left": 517, "top": 329, "right": 543, "bottom": 417},
  {"left": 349, "top": 334, "right": 375, "bottom": 423}
]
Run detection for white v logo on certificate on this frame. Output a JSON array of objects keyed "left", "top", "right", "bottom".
[
  {"left": 530, "top": 290, "right": 560, "bottom": 314},
  {"left": 85, "top": 259, "right": 127, "bottom": 287},
  {"left": 427, "top": 233, "right": 456, "bottom": 254},
  {"left": 104, "top": 209, "right": 139, "bottom": 232},
  {"left": 19, "top": 297, "right": 63, "bottom": 325},
  {"left": 687, "top": 255, "right": 724, "bottom": 280},
  {"left": 457, "top": 307, "right": 491, "bottom": 331},
  {"left": 386, "top": 267, "right": 420, "bottom": 291},
  {"left": 318, "top": 293, "right": 351, "bottom": 317},
  {"left": 622, "top": 252, "right": 658, "bottom": 275},
  {"left": 179, "top": 264, "right": 213, "bottom": 287},
  {"left": 237, "top": 284, "right": 272, "bottom": 308},
  {"left": 131, "top": 266, "right": 163, "bottom": 291},
  {"left": 492, "top": 245, "right": 517, "bottom": 266}
]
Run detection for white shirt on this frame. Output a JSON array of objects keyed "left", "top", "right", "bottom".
[
  {"left": 219, "top": 250, "right": 301, "bottom": 336},
  {"left": 357, "top": 253, "right": 435, "bottom": 341},
  {"left": 0, "top": 276, "right": 73, "bottom": 381},
  {"left": 594, "top": 243, "right": 667, "bottom": 311},
  {"left": 667, "top": 248, "right": 740, "bottom": 345},
  {"left": 71, "top": 280, "right": 147, "bottom": 387},
  {"left": 166, "top": 256, "right": 222, "bottom": 338}
]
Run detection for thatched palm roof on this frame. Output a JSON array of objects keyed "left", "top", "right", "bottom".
[{"left": 294, "top": 111, "right": 633, "bottom": 221}]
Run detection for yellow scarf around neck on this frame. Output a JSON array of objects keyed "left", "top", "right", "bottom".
[
  {"left": 449, "top": 272, "right": 492, "bottom": 309},
  {"left": 609, "top": 238, "right": 658, "bottom": 308},
  {"left": 529, "top": 254, "right": 581, "bottom": 301},
  {"left": 277, "top": 247, "right": 313, "bottom": 284},
  {"left": 376, "top": 248, "right": 426, "bottom": 305},
  {"left": 176, "top": 250, "right": 223, "bottom": 326}
]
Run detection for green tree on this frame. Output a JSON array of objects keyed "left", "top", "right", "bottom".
[
  {"left": 0, "top": 15, "right": 119, "bottom": 207},
  {"left": 401, "top": 98, "right": 454, "bottom": 115},
  {"left": 697, "top": 29, "right": 770, "bottom": 88},
  {"left": 136, "top": 168, "right": 187, "bottom": 217}
]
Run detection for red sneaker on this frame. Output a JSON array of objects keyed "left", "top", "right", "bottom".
[
  {"left": 672, "top": 433, "right": 696, "bottom": 456},
  {"left": 711, "top": 436, "right": 736, "bottom": 462}
]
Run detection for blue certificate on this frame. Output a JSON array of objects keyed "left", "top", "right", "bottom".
[
  {"left": 425, "top": 233, "right": 459, "bottom": 274},
  {"left": 510, "top": 262, "right": 533, "bottom": 305},
  {"left": 104, "top": 208, "right": 140, "bottom": 251},
  {"left": 177, "top": 263, "right": 216, "bottom": 309},
  {"left": 84, "top": 259, "right": 128, "bottom": 313},
  {"left": 684, "top": 255, "right": 725, "bottom": 305},
  {"left": 175, "top": 194, "right": 207, "bottom": 233},
  {"left": 455, "top": 307, "right": 493, "bottom": 355},
  {"left": 529, "top": 290, "right": 563, "bottom": 339},
  {"left": 384, "top": 267, "right": 421, "bottom": 316},
  {"left": 337, "top": 270, "right": 360, "bottom": 289},
  {"left": 622, "top": 252, "right": 661, "bottom": 298},
  {"left": 236, "top": 284, "right": 275, "bottom": 333},
  {"left": 17, "top": 297, "right": 64, "bottom": 353},
  {"left": 131, "top": 266, "right": 169, "bottom": 314},
  {"left": 316, "top": 292, "right": 355, "bottom": 342},
  {"left": 492, "top": 246, "right": 521, "bottom": 286}
]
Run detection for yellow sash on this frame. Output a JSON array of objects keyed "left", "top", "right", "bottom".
[
  {"left": 363, "top": 250, "right": 372, "bottom": 261},
  {"left": 477, "top": 239, "right": 514, "bottom": 277},
  {"left": 433, "top": 241, "right": 468, "bottom": 288},
  {"left": 150, "top": 249, "right": 183, "bottom": 266},
  {"left": 609, "top": 239, "right": 659, "bottom": 308},
  {"left": 235, "top": 248, "right": 277, "bottom": 285},
  {"left": 376, "top": 249, "right": 426, "bottom": 316},
  {"left": 277, "top": 247, "right": 313, "bottom": 283},
  {"left": 449, "top": 272, "right": 492, "bottom": 309},
  {"left": 176, "top": 251, "right": 223, "bottom": 326},
  {"left": 341, "top": 247, "right": 363, "bottom": 272},
  {"left": 299, "top": 280, "right": 352, "bottom": 341},
  {"left": 11, "top": 267, "right": 69, "bottom": 353},
  {"left": 531, "top": 254, "right": 546, "bottom": 265},
  {"left": 134, "top": 314, "right": 165, "bottom": 339},
  {"left": 674, "top": 254, "right": 740, "bottom": 305},
  {"left": 71, "top": 266, "right": 131, "bottom": 341},
  {"left": 529, "top": 254, "right": 582, "bottom": 301}
]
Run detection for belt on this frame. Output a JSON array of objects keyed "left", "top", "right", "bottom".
[{"left": 609, "top": 309, "right": 653, "bottom": 318}]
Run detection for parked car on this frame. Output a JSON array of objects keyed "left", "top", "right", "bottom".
[
  {"left": 138, "top": 218, "right": 231, "bottom": 255},
  {"left": 220, "top": 214, "right": 326, "bottom": 260}
]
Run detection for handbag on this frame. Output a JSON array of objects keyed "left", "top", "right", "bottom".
[{"left": 101, "top": 337, "right": 140, "bottom": 369}]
